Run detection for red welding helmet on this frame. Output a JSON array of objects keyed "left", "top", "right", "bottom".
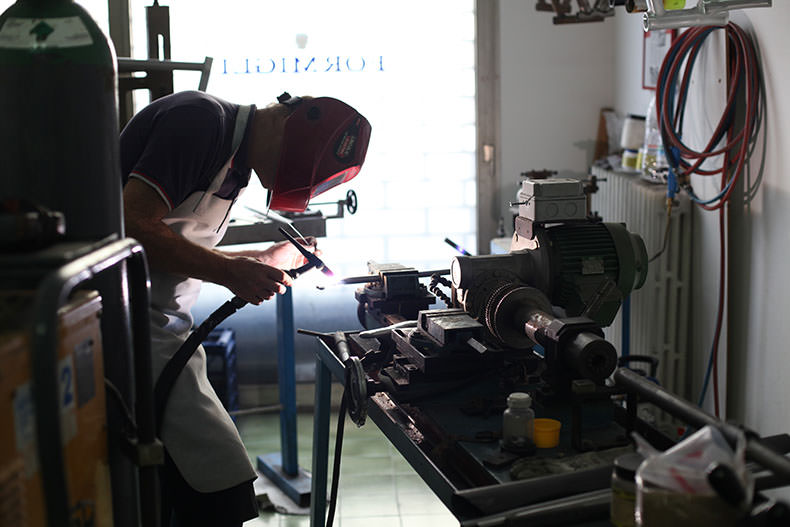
[{"left": 268, "top": 93, "right": 372, "bottom": 212}]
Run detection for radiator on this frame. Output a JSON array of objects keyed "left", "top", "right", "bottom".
[{"left": 590, "top": 166, "right": 693, "bottom": 401}]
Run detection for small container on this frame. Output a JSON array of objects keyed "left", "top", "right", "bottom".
[
  {"left": 502, "top": 392, "right": 535, "bottom": 443},
  {"left": 640, "top": 95, "right": 668, "bottom": 177},
  {"left": 533, "top": 418, "right": 561, "bottom": 448},
  {"left": 620, "top": 114, "right": 646, "bottom": 151},
  {"left": 621, "top": 149, "right": 639, "bottom": 170},
  {"left": 611, "top": 452, "right": 644, "bottom": 527}
]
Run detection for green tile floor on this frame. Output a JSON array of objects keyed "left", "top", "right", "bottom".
[{"left": 237, "top": 412, "right": 458, "bottom": 527}]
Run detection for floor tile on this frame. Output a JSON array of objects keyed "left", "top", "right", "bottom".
[
  {"left": 339, "top": 455, "right": 393, "bottom": 476},
  {"left": 396, "top": 513, "right": 458, "bottom": 527},
  {"left": 340, "top": 494, "right": 400, "bottom": 518},
  {"left": 339, "top": 473, "right": 396, "bottom": 495},
  {"left": 394, "top": 474, "right": 433, "bottom": 495},
  {"left": 243, "top": 511, "right": 280, "bottom": 526},
  {"left": 396, "top": 492, "right": 452, "bottom": 516},
  {"left": 240, "top": 411, "right": 457, "bottom": 526},
  {"left": 341, "top": 516, "right": 401, "bottom": 527},
  {"left": 280, "top": 514, "right": 311, "bottom": 527}
]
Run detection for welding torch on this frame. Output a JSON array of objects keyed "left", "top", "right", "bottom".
[{"left": 277, "top": 226, "right": 334, "bottom": 279}]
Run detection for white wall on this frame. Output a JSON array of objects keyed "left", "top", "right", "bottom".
[
  {"left": 611, "top": 5, "right": 790, "bottom": 441},
  {"left": 724, "top": 7, "right": 790, "bottom": 437},
  {"left": 498, "top": 2, "right": 616, "bottom": 225}
]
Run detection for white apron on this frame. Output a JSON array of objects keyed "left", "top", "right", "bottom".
[{"left": 149, "top": 105, "right": 257, "bottom": 492}]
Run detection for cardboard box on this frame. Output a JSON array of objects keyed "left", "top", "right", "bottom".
[{"left": 0, "top": 291, "right": 112, "bottom": 526}]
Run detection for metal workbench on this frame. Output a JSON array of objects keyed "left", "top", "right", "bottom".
[{"left": 309, "top": 337, "right": 622, "bottom": 527}]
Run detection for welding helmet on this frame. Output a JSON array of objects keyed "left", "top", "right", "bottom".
[{"left": 268, "top": 92, "right": 371, "bottom": 212}]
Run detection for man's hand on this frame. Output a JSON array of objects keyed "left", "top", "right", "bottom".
[
  {"left": 123, "top": 179, "right": 294, "bottom": 304},
  {"left": 225, "top": 237, "right": 320, "bottom": 271},
  {"left": 223, "top": 256, "right": 293, "bottom": 305}
]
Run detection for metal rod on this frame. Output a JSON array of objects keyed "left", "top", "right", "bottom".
[
  {"left": 276, "top": 287, "right": 299, "bottom": 476},
  {"left": 358, "top": 321, "right": 417, "bottom": 338},
  {"left": 228, "top": 404, "right": 283, "bottom": 417},
  {"left": 126, "top": 244, "right": 160, "bottom": 527},
  {"left": 459, "top": 489, "right": 611, "bottom": 527},
  {"left": 117, "top": 57, "right": 209, "bottom": 72},
  {"left": 338, "top": 269, "right": 450, "bottom": 285},
  {"left": 615, "top": 367, "right": 790, "bottom": 483}
]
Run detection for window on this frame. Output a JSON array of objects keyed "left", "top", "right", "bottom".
[
  {"left": 0, "top": 1, "right": 477, "bottom": 277},
  {"left": 132, "top": 0, "right": 477, "bottom": 277}
]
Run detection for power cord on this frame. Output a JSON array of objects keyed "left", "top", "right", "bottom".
[
  {"left": 648, "top": 199, "right": 673, "bottom": 263},
  {"left": 325, "top": 393, "right": 348, "bottom": 527}
]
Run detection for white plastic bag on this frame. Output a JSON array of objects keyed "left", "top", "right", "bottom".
[{"left": 633, "top": 425, "right": 753, "bottom": 527}]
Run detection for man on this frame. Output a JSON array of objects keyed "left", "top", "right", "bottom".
[{"left": 120, "top": 90, "right": 371, "bottom": 526}]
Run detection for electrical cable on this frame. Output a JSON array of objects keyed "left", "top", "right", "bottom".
[
  {"left": 105, "top": 377, "right": 137, "bottom": 435},
  {"left": 325, "top": 393, "right": 348, "bottom": 527},
  {"left": 648, "top": 200, "right": 673, "bottom": 263},
  {"left": 656, "top": 22, "right": 763, "bottom": 416},
  {"left": 698, "top": 204, "right": 726, "bottom": 417}
]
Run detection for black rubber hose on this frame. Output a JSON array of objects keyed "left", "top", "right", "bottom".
[
  {"left": 326, "top": 394, "right": 348, "bottom": 527},
  {"left": 154, "top": 295, "right": 247, "bottom": 434}
]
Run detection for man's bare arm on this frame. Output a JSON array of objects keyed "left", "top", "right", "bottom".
[{"left": 123, "top": 179, "right": 292, "bottom": 303}]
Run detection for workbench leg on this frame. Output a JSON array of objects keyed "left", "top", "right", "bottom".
[
  {"left": 257, "top": 287, "right": 311, "bottom": 507},
  {"left": 276, "top": 287, "right": 298, "bottom": 474},
  {"left": 310, "top": 357, "right": 332, "bottom": 527}
]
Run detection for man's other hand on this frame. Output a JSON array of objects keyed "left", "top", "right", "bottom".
[
  {"left": 224, "top": 257, "right": 293, "bottom": 304},
  {"left": 246, "top": 237, "right": 320, "bottom": 270}
]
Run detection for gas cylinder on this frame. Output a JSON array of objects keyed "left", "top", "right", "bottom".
[{"left": 0, "top": 0, "right": 122, "bottom": 242}]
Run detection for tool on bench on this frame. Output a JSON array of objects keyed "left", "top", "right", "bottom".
[{"left": 277, "top": 226, "right": 333, "bottom": 278}]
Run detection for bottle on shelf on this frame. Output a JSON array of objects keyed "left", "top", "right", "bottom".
[{"left": 638, "top": 94, "right": 668, "bottom": 179}]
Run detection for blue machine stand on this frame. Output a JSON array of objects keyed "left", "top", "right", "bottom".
[
  {"left": 256, "top": 287, "right": 312, "bottom": 507},
  {"left": 218, "top": 218, "right": 329, "bottom": 508}
]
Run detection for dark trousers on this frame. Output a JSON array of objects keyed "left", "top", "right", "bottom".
[{"left": 161, "top": 451, "right": 258, "bottom": 527}]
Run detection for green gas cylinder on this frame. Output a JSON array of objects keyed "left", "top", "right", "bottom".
[{"left": 0, "top": 0, "right": 123, "bottom": 242}]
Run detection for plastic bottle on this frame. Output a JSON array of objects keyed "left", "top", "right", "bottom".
[
  {"left": 502, "top": 392, "right": 535, "bottom": 443},
  {"left": 639, "top": 94, "right": 668, "bottom": 178}
]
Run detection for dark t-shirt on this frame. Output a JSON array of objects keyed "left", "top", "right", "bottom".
[{"left": 120, "top": 91, "right": 255, "bottom": 210}]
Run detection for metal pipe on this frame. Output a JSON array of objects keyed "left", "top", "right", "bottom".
[
  {"left": 359, "top": 320, "right": 417, "bottom": 338},
  {"left": 524, "top": 311, "right": 555, "bottom": 343},
  {"left": 643, "top": 10, "right": 728, "bottom": 30},
  {"left": 614, "top": 368, "right": 790, "bottom": 483},
  {"left": 125, "top": 243, "right": 160, "bottom": 527},
  {"left": 117, "top": 57, "right": 209, "bottom": 72},
  {"left": 337, "top": 269, "right": 450, "bottom": 285},
  {"left": 702, "top": 0, "right": 772, "bottom": 14},
  {"left": 228, "top": 404, "right": 283, "bottom": 417},
  {"left": 459, "top": 489, "right": 611, "bottom": 527}
]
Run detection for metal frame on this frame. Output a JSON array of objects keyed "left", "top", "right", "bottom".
[
  {"left": 309, "top": 338, "right": 617, "bottom": 527},
  {"left": 475, "top": 0, "right": 502, "bottom": 254},
  {"left": 1, "top": 238, "right": 160, "bottom": 527},
  {"left": 117, "top": 57, "right": 214, "bottom": 92}
]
